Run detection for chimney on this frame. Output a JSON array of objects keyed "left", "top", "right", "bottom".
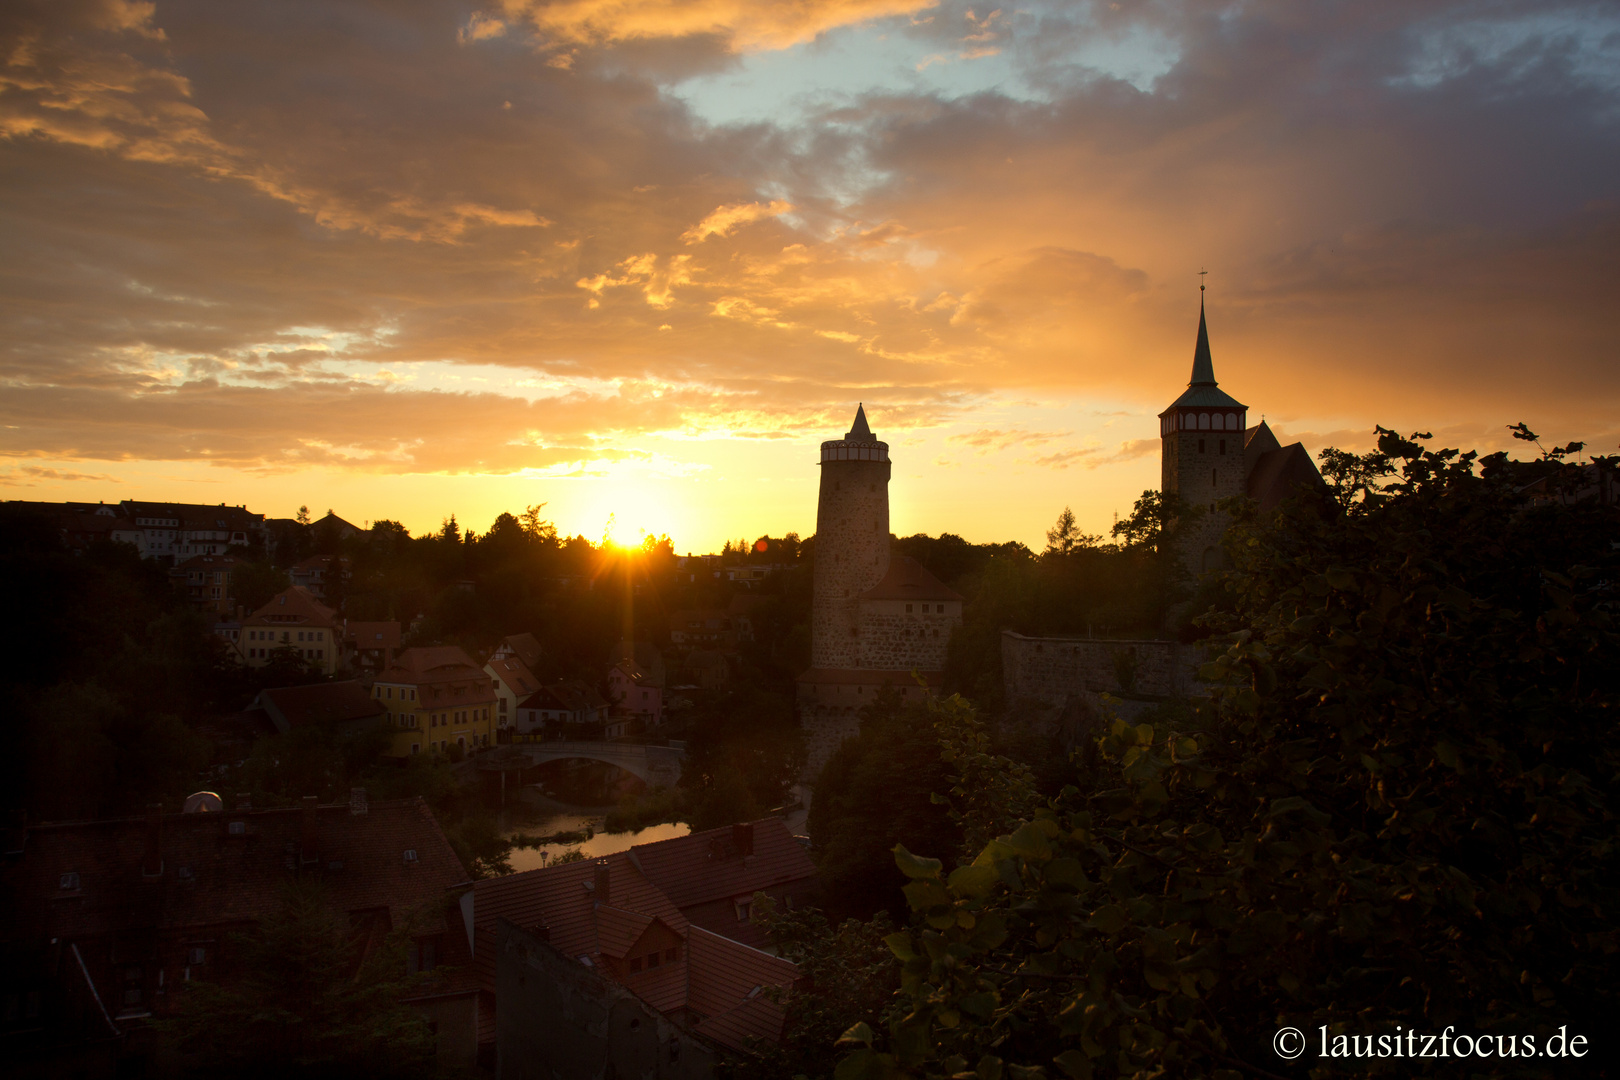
[
  {"left": 533, "top": 924, "right": 551, "bottom": 942},
  {"left": 732, "top": 821, "right": 755, "bottom": 859},
  {"left": 235, "top": 792, "right": 252, "bottom": 811},
  {"left": 142, "top": 805, "right": 164, "bottom": 878},
  {"left": 349, "top": 788, "right": 368, "bottom": 816},
  {"left": 300, "top": 796, "right": 320, "bottom": 865},
  {"left": 593, "top": 859, "right": 610, "bottom": 906}
]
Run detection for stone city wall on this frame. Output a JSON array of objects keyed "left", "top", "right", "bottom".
[{"left": 1001, "top": 631, "right": 1207, "bottom": 705}]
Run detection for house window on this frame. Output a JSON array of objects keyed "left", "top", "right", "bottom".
[
  {"left": 905, "top": 604, "right": 913, "bottom": 612},
  {"left": 734, "top": 899, "right": 753, "bottom": 923},
  {"left": 1219, "top": 439, "right": 1227, "bottom": 455},
  {"left": 187, "top": 946, "right": 207, "bottom": 966},
  {"left": 403, "top": 849, "right": 418, "bottom": 864},
  {"left": 411, "top": 743, "right": 420, "bottom": 754},
  {"left": 122, "top": 967, "right": 143, "bottom": 1008},
  {"left": 407, "top": 937, "right": 440, "bottom": 974},
  {"left": 229, "top": 820, "right": 245, "bottom": 835},
  {"left": 59, "top": 872, "right": 80, "bottom": 890},
  {"left": 646, "top": 951, "right": 661, "bottom": 969}
]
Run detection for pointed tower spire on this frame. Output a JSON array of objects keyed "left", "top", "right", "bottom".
[
  {"left": 1189, "top": 292, "right": 1216, "bottom": 387},
  {"left": 846, "top": 403, "right": 875, "bottom": 442}
]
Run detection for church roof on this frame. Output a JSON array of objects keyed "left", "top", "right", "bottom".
[
  {"left": 1247, "top": 442, "right": 1325, "bottom": 511},
  {"left": 1163, "top": 300, "right": 1246, "bottom": 412}
]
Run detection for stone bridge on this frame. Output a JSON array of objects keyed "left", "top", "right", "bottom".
[{"left": 507, "top": 740, "right": 685, "bottom": 787}]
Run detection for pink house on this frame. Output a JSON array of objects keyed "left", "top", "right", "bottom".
[{"left": 607, "top": 658, "right": 662, "bottom": 735}]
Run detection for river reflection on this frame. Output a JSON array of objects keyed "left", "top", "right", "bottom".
[{"left": 505, "top": 812, "right": 690, "bottom": 874}]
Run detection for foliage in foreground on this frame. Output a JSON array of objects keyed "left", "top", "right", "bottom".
[
  {"left": 836, "top": 431, "right": 1618, "bottom": 1079},
  {"left": 162, "top": 880, "right": 440, "bottom": 1078}
]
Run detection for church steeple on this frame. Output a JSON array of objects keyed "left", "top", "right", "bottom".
[
  {"left": 1189, "top": 298, "right": 1216, "bottom": 387},
  {"left": 846, "top": 403, "right": 875, "bottom": 442}
]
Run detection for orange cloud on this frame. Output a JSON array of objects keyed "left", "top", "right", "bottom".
[{"left": 492, "top": 0, "right": 937, "bottom": 52}]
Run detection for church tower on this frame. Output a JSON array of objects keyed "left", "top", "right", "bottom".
[
  {"left": 811, "top": 404, "right": 891, "bottom": 669},
  {"left": 1158, "top": 296, "right": 1248, "bottom": 571}
]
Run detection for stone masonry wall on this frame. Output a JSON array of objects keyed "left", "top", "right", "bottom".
[
  {"left": 1163, "top": 423, "right": 1247, "bottom": 572},
  {"left": 856, "top": 599, "right": 961, "bottom": 671},
  {"left": 1001, "top": 631, "right": 1206, "bottom": 705},
  {"left": 811, "top": 456, "right": 890, "bottom": 670}
]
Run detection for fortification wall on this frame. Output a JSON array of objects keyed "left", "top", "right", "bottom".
[{"left": 1001, "top": 631, "right": 1206, "bottom": 705}]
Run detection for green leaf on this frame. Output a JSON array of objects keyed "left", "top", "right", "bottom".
[
  {"left": 976, "top": 1054, "right": 1004, "bottom": 1080},
  {"left": 836, "top": 1021, "right": 875, "bottom": 1049},
  {"left": 903, "top": 879, "right": 953, "bottom": 912},
  {"left": 948, "top": 863, "right": 1000, "bottom": 899},
  {"left": 894, "top": 843, "right": 943, "bottom": 880},
  {"left": 835, "top": 1049, "right": 893, "bottom": 1080},
  {"left": 1044, "top": 857, "right": 1089, "bottom": 891},
  {"left": 884, "top": 932, "right": 918, "bottom": 962},
  {"left": 1002, "top": 821, "right": 1053, "bottom": 860}
]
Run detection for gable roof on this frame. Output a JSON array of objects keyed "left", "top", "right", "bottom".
[
  {"left": 859, "top": 556, "right": 963, "bottom": 602},
  {"left": 471, "top": 852, "right": 690, "bottom": 966},
  {"left": 1248, "top": 441, "right": 1325, "bottom": 511},
  {"left": 254, "top": 680, "right": 384, "bottom": 732},
  {"left": 628, "top": 818, "right": 816, "bottom": 911},
  {"left": 244, "top": 586, "right": 338, "bottom": 628},
  {"left": 3, "top": 797, "right": 466, "bottom": 946},
  {"left": 499, "top": 633, "right": 544, "bottom": 670},
  {"left": 517, "top": 680, "right": 608, "bottom": 714},
  {"left": 687, "top": 927, "right": 799, "bottom": 1052},
  {"left": 487, "top": 655, "right": 540, "bottom": 698}
]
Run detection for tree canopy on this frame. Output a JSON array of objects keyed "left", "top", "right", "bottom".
[{"left": 829, "top": 430, "right": 1618, "bottom": 1079}]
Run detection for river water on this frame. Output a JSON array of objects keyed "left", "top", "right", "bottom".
[{"left": 505, "top": 811, "right": 690, "bottom": 873}]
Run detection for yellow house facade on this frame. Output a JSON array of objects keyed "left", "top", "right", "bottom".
[
  {"left": 372, "top": 645, "right": 497, "bottom": 758},
  {"left": 238, "top": 586, "right": 342, "bottom": 676}
]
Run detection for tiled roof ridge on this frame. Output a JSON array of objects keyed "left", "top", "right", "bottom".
[{"left": 688, "top": 923, "right": 795, "bottom": 964}]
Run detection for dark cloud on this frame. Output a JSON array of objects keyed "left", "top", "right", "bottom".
[{"left": 0, "top": 0, "right": 1614, "bottom": 489}]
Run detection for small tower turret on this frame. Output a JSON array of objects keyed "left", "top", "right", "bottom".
[{"left": 812, "top": 405, "right": 891, "bottom": 670}]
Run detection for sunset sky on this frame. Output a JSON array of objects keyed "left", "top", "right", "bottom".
[{"left": 3, "top": 0, "right": 1616, "bottom": 552}]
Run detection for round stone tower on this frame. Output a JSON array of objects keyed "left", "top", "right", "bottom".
[{"left": 812, "top": 404, "right": 891, "bottom": 670}]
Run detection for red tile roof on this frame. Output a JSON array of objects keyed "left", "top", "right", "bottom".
[
  {"left": 255, "top": 680, "right": 384, "bottom": 730},
  {"left": 858, "top": 556, "right": 964, "bottom": 602},
  {"left": 487, "top": 655, "right": 540, "bottom": 697},
  {"left": 378, "top": 646, "right": 497, "bottom": 705},
  {"left": 469, "top": 833, "right": 807, "bottom": 1053},
  {"left": 243, "top": 585, "right": 339, "bottom": 628},
  {"left": 629, "top": 819, "right": 816, "bottom": 911},
  {"left": 688, "top": 928, "right": 799, "bottom": 1052},
  {"left": 3, "top": 797, "right": 467, "bottom": 956}
]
